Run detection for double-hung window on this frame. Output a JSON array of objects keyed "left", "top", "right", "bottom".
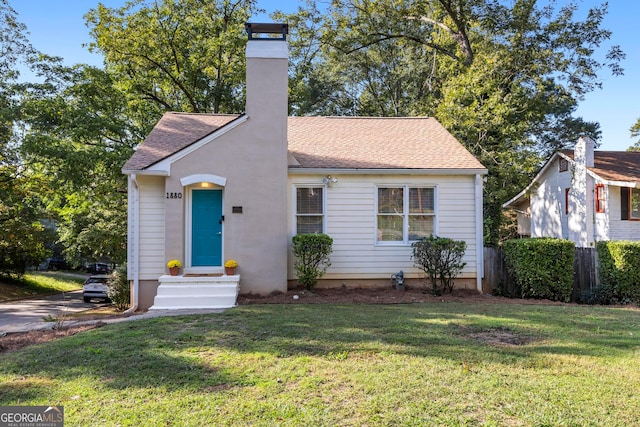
[
  {"left": 296, "top": 187, "right": 324, "bottom": 234},
  {"left": 621, "top": 187, "right": 640, "bottom": 220},
  {"left": 377, "top": 186, "right": 435, "bottom": 243}
]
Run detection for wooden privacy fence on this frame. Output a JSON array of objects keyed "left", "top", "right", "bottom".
[{"left": 482, "top": 247, "right": 599, "bottom": 301}]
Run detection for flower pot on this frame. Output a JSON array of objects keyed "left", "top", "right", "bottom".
[
  {"left": 225, "top": 267, "right": 236, "bottom": 275},
  {"left": 169, "top": 267, "right": 180, "bottom": 276}
]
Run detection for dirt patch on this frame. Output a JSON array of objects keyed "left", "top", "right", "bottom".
[
  {"left": 0, "top": 323, "right": 105, "bottom": 354},
  {"left": 237, "top": 286, "right": 572, "bottom": 306},
  {"left": 462, "top": 326, "right": 534, "bottom": 347}
]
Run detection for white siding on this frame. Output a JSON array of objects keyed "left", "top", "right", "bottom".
[
  {"left": 138, "top": 176, "right": 165, "bottom": 280},
  {"left": 605, "top": 186, "right": 640, "bottom": 241},
  {"left": 530, "top": 158, "right": 572, "bottom": 239},
  {"left": 288, "top": 174, "right": 479, "bottom": 279}
]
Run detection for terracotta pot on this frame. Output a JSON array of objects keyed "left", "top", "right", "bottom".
[
  {"left": 169, "top": 267, "right": 180, "bottom": 276},
  {"left": 225, "top": 267, "right": 236, "bottom": 275}
]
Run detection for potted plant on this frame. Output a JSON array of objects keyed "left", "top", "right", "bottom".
[
  {"left": 167, "top": 259, "right": 182, "bottom": 276},
  {"left": 224, "top": 259, "right": 238, "bottom": 275}
]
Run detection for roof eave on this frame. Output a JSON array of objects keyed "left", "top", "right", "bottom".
[
  {"left": 288, "top": 167, "right": 488, "bottom": 175},
  {"left": 122, "top": 168, "right": 169, "bottom": 176}
]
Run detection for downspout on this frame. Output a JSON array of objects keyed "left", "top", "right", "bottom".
[
  {"left": 475, "top": 174, "right": 484, "bottom": 293},
  {"left": 124, "top": 173, "right": 140, "bottom": 314}
]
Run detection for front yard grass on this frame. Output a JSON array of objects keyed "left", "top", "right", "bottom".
[
  {"left": 0, "top": 272, "right": 84, "bottom": 302},
  {"left": 1, "top": 302, "right": 639, "bottom": 426}
]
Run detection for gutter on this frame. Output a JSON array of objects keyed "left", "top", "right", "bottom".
[
  {"left": 475, "top": 174, "right": 484, "bottom": 293},
  {"left": 124, "top": 174, "right": 140, "bottom": 314},
  {"left": 288, "top": 167, "right": 488, "bottom": 176}
]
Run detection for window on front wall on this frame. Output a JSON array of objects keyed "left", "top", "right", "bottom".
[
  {"left": 296, "top": 187, "right": 324, "bottom": 234},
  {"left": 595, "top": 184, "right": 606, "bottom": 213},
  {"left": 620, "top": 187, "right": 640, "bottom": 220},
  {"left": 559, "top": 158, "right": 569, "bottom": 172},
  {"left": 377, "top": 186, "right": 435, "bottom": 243}
]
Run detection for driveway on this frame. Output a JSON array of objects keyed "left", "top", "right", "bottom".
[{"left": 0, "top": 290, "right": 102, "bottom": 333}]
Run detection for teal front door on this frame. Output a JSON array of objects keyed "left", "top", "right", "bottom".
[{"left": 192, "top": 189, "right": 222, "bottom": 266}]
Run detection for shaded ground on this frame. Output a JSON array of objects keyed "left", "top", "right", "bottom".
[
  {"left": 0, "top": 323, "right": 105, "bottom": 353},
  {"left": 2, "top": 286, "right": 635, "bottom": 354}
]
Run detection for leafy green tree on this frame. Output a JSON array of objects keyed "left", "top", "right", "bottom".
[
  {"left": 630, "top": 117, "right": 640, "bottom": 151},
  {"left": 0, "top": 0, "right": 52, "bottom": 276},
  {"left": 18, "top": 65, "right": 147, "bottom": 265},
  {"left": 85, "top": 0, "right": 258, "bottom": 114}
]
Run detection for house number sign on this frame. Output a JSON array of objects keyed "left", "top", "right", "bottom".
[{"left": 166, "top": 192, "right": 183, "bottom": 199}]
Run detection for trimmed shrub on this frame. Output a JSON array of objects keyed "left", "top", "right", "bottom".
[
  {"left": 412, "top": 235, "right": 466, "bottom": 296},
  {"left": 503, "top": 238, "right": 574, "bottom": 302},
  {"left": 292, "top": 233, "right": 333, "bottom": 290},
  {"left": 108, "top": 264, "right": 130, "bottom": 311},
  {"left": 596, "top": 241, "right": 640, "bottom": 304}
]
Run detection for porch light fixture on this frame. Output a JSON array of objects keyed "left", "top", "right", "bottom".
[
  {"left": 201, "top": 182, "right": 210, "bottom": 188},
  {"left": 322, "top": 175, "right": 338, "bottom": 186}
]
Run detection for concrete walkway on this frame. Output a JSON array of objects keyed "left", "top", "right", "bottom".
[{"left": 0, "top": 291, "right": 225, "bottom": 334}]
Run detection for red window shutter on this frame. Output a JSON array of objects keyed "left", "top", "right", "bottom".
[{"left": 595, "top": 184, "right": 605, "bottom": 213}]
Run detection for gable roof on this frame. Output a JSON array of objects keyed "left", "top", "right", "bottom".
[
  {"left": 560, "top": 150, "right": 640, "bottom": 183},
  {"left": 123, "top": 112, "right": 486, "bottom": 173},
  {"left": 123, "top": 112, "right": 242, "bottom": 171},
  {"left": 503, "top": 149, "right": 640, "bottom": 209}
]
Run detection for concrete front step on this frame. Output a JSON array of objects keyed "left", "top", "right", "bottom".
[{"left": 150, "top": 274, "right": 240, "bottom": 310}]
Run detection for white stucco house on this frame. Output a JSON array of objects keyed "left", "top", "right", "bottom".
[
  {"left": 503, "top": 136, "right": 640, "bottom": 247},
  {"left": 122, "top": 23, "right": 487, "bottom": 311}
]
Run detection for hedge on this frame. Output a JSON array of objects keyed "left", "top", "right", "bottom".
[
  {"left": 502, "top": 238, "right": 574, "bottom": 302},
  {"left": 596, "top": 241, "right": 640, "bottom": 304}
]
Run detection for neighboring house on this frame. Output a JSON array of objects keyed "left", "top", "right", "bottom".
[
  {"left": 122, "top": 23, "right": 487, "bottom": 310},
  {"left": 503, "top": 136, "right": 640, "bottom": 247}
]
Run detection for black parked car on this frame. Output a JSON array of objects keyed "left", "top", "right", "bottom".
[
  {"left": 47, "top": 257, "right": 68, "bottom": 271},
  {"left": 86, "top": 263, "right": 111, "bottom": 274}
]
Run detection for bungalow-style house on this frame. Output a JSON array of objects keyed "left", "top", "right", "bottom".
[
  {"left": 503, "top": 136, "right": 640, "bottom": 247},
  {"left": 122, "top": 23, "right": 487, "bottom": 310}
]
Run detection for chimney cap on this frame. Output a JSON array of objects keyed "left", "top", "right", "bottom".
[{"left": 245, "top": 23, "right": 288, "bottom": 40}]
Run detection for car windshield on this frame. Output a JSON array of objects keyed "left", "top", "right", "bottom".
[{"left": 85, "top": 278, "right": 108, "bottom": 284}]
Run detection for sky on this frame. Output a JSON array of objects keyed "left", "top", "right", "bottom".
[{"left": 11, "top": 0, "right": 640, "bottom": 152}]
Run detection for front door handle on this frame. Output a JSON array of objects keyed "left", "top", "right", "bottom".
[{"left": 217, "top": 232, "right": 222, "bottom": 235}]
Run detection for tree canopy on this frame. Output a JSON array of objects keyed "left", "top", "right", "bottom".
[
  {"left": 85, "top": 0, "right": 259, "bottom": 114},
  {"left": 279, "top": 0, "right": 623, "bottom": 244}
]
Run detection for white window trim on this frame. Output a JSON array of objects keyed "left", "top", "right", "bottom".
[
  {"left": 293, "top": 184, "right": 327, "bottom": 235},
  {"left": 184, "top": 185, "right": 225, "bottom": 275},
  {"left": 631, "top": 188, "right": 640, "bottom": 220},
  {"left": 375, "top": 185, "right": 437, "bottom": 246}
]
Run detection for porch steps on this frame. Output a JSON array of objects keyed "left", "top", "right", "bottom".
[{"left": 150, "top": 274, "right": 240, "bottom": 310}]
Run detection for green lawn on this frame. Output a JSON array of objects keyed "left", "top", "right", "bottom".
[
  {"left": 0, "top": 272, "right": 85, "bottom": 302},
  {"left": 1, "top": 302, "right": 639, "bottom": 426}
]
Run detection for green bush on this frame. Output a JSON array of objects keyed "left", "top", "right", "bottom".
[
  {"left": 412, "top": 235, "right": 466, "bottom": 296},
  {"left": 503, "top": 238, "right": 574, "bottom": 302},
  {"left": 596, "top": 241, "right": 640, "bottom": 304},
  {"left": 107, "top": 264, "right": 130, "bottom": 311},
  {"left": 292, "top": 234, "right": 333, "bottom": 290}
]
